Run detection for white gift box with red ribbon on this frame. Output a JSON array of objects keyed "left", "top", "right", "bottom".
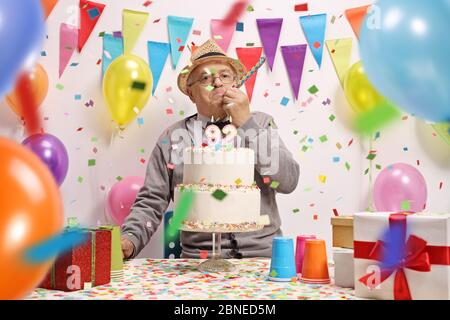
[{"left": 354, "top": 212, "right": 450, "bottom": 300}]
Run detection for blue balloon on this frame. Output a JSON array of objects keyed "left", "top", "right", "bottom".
[
  {"left": 0, "top": 0, "right": 45, "bottom": 97},
  {"left": 360, "top": 0, "right": 450, "bottom": 122}
]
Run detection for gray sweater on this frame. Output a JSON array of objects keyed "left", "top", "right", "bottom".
[{"left": 121, "top": 111, "right": 300, "bottom": 259}]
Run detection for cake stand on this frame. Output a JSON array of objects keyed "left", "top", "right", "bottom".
[{"left": 179, "top": 223, "right": 264, "bottom": 273}]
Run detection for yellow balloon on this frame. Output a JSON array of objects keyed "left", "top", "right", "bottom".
[
  {"left": 103, "top": 54, "right": 153, "bottom": 128},
  {"left": 343, "top": 61, "right": 387, "bottom": 114}
]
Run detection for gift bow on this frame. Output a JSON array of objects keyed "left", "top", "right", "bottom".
[{"left": 359, "top": 234, "right": 431, "bottom": 300}]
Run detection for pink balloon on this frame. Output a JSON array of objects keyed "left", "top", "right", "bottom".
[
  {"left": 374, "top": 163, "right": 427, "bottom": 213},
  {"left": 106, "top": 176, "right": 145, "bottom": 225}
]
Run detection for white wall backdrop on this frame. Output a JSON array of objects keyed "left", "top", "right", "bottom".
[{"left": 0, "top": 0, "right": 448, "bottom": 259}]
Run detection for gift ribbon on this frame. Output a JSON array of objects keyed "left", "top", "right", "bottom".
[{"left": 354, "top": 213, "right": 450, "bottom": 300}]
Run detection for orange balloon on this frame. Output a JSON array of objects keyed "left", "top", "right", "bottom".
[
  {"left": 0, "top": 137, "right": 63, "bottom": 300},
  {"left": 5, "top": 63, "right": 49, "bottom": 118}
]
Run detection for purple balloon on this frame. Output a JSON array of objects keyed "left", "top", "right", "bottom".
[
  {"left": 22, "top": 133, "right": 69, "bottom": 186},
  {"left": 374, "top": 163, "right": 427, "bottom": 213}
]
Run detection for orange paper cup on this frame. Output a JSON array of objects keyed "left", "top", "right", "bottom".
[{"left": 300, "top": 239, "right": 330, "bottom": 284}]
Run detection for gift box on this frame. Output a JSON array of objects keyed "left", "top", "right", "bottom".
[
  {"left": 354, "top": 212, "right": 450, "bottom": 300},
  {"left": 39, "top": 227, "right": 112, "bottom": 291},
  {"left": 98, "top": 225, "right": 124, "bottom": 281},
  {"left": 331, "top": 216, "right": 353, "bottom": 249},
  {"left": 333, "top": 248, "right": 354, "bottom": 288}
]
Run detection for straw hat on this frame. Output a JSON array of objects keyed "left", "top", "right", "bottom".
[{"left": 177, "top": 39, "right": 247, "bottom": 95}]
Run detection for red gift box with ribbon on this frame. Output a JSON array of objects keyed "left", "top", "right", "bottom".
[
  {"left": 39, "top": 228, "right": 111, "bottom": 291},
  {"left": 354, "top": 212, "right": 450, "bottom": 300}
]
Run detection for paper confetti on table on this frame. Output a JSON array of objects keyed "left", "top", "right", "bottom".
[
  {"left": 319, "top": 175, "right": 327, "bottom": 183},
  {"left": 28, "top": 258, "right": 359, "bottom": 300}
]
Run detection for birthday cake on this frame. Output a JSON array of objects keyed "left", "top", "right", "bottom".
[{"left": 174, "top": 146, "right": 263, "bottom": 232}]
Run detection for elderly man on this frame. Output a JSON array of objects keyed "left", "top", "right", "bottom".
[{"left": 121, "top": 39, "right": 299, "bottom": 259}]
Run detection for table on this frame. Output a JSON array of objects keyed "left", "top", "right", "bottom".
[{"left": 27, "top": 258, "right": 358, "bottom": 300}]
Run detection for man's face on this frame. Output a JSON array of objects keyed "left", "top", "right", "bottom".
[{"left": 186, "top": 60, "right": 237, "bottom": 119}]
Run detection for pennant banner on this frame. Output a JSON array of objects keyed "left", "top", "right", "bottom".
[
  {"left": 281, "top": 44, "right": 307, "bottom": 101},
  {"left": 102, "top": 34, "right": 124, "bottom": 76},
  {"left": 148, "top": 41, "right": 170, "bottom": 95},
  {"left": 123, "top": 9, "right": 149, "bottom": 54},
  {"left": 210, "top": 19, "right": 235, "bottom": 52},
  {"left": 256, "top": 18, "right": 283, "bottom": 71},
  {"left": 167, "top": 16, "right": 194, "bottom": 69},
  {"left": 345, "top": 5, "right": 370, "bottom": 39},
  {"left": 41, "top": 0, "right": 58, "bottom": 19},
  {"left": 299, "top": 14, "right": 327, "bottom": 68},
  {"left": 235, "top": 47, "right": 263, "bottom": 102},
  {"left": 326, "top": 38, "right": 353, "bottom": 86},
  {"left": 78, "top": 0, "right": 105, "bottom": 52},
  {"left": 59, "top": 23, "right": 78, "bottom": 78}
]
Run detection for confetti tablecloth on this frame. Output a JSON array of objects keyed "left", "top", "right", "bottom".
[{"left": 28, "top": 258, "right": 358, "bottom": 300}]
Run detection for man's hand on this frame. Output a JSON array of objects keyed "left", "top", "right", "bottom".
[
  {"left": 222, "top": 87, "right": 251, "bottom": 127},
  {"left": 121, "top": 237, "right": 135, "bottom": 259}
]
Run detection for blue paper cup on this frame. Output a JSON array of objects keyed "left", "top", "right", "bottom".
[{"left": 268, "top": 237, "right": 297, "bottom": 282}]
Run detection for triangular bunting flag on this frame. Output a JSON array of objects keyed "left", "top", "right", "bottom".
[
  {"left": 281, "top": 44, "right": 307, "bottom": 100},
  {"left": 102, "top": 34, "right": 124, "bottom": 76},
  {"left": 345, "top": 5, "right": 371, "bottom": 39},
  {"left": 167, "top": 16, "right": 194, "bottom": 69},
  {"left": 78, "top": 0, "right": 105, "bottom": 52},
  {"left": 256, "top": 18, "right": 283, "bottom": 71},
  {"left": 235, "top": 47, "right": 263, "bottom": 102},
  {"left": 123, "top": 9, "right": 149, "bottom": 54},
  {"left": 299, "top": 14, "right": 327, "bottom": 68},
  {"left": 41, "top": 0, "right": 58, "bottom": 19},
  {"left": 148, "top": 41, "right": 170, "bottom": 95},
  {"left": 210, "top": 19, "right": 235, "bottom": 52},
  {"left": 326, "top": 38, "right": 353, "bottom": 86},
  {"left": 59, "top": 23, "right": 78, "bottom": 78}
]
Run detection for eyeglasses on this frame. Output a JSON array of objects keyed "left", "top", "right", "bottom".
[{"left": 188, "top": 71, "right": 236, "bottom": 87}]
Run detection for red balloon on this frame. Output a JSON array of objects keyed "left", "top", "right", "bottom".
[{"left": 0, "top": 137, "right": 63, "bottom": 299}]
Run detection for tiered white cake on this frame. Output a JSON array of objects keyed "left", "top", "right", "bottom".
[{"left": 174, "top": 147, "right": 262, "bottom": 232}]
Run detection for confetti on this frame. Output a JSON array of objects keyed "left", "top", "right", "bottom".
[
  {"left": 87, "top": 8, "right": 100, "bottom": 19},
  {"left": 333, "top": 209, "right": 339, "bottom": 216},
  {"left": 212, "top": 189, "right": 228, "bottom": 201},
  {"left": 192, "top": 30, "right": 201, "bottom": 36},
  {"left": 236, "top": 22, "right": 244, "bottom": 31},
  {"left": 200, "top": 250, "right": 208, "bottom": 259},
  {"left": 318, "top": 175, "right": 327, "bottom": 183},
  {"left": 308, "top": 85, "right": 319, "bottom": 94},
  {"left": 319, "top": 135, "right": 328, "bottom": 143},
  {"left": 366, "top": 153, "right": 376, "bottom": 161},
  {"left": 329, "top": 114, "right": 336, "bottom": 121},
  {"left": 263, "top": 177, "right": 271, "bottom": 184},
  {"left": 294, "top": 3, "right": 309, "bottom": 12},
  {"left": 143, "top": 1, "right": 152, "bottom": 7},
  {"left": 332, "top": 157, "right": 340, "bottom": 163},
  {"left": 77, "top": 176, "right": 84, "bottom": 183},
  {"left": 74, "top": 94, "right": 82, "bottom": 100},
  {"left": 270, "top": 181, "right": 280, "bottom": 189},
  {"left": 292, "top": 208, "right": 300, "bottom": 214},
  {"left": 280, "top": 97, "right": 290, "bottom": 106},
  {"left": 132, "top": 81, "right": 146, "bottom": 90},
  {"left": 56, "top": 83, "right": 64, "bottom": 90},
  {"left": 88, "top": 159, "right": 96, "bottom": 167},
  {"left": 345, "top": 162, "right": 351, "bottom": 171},
  {"left": 400, "top": 200, "right": 411, "bottom": 211},
  {"left": 235, "top": 178, "right": 242, "bottom": 185}
]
